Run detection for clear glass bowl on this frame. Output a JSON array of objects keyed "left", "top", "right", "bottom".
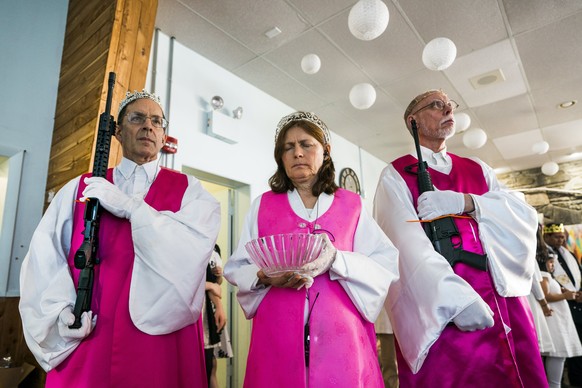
[{"left": 245, "top": 233, "right": 324, "bottom": 277}]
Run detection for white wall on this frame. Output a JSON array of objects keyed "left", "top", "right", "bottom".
[
  {"left": 147, "top": 31, "right": 388, "bottom": 213},
  {"left": 0, "top": 0, "right": 69, "bottom": 296}
]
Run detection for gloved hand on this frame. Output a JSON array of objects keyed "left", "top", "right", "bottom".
[
  {"left": 417, "top": 190, "right": 465, "bottom": 220},
  {"left": 82, "top": 177, "right": 138, "bottom": 219},
  {"left": 300, "top": 234, "right": 337, "bottom": 279},
  {"left": 453, "top": 298, "right": 494, "bottom": 332},
  {"left": 57, "top": 306, "right": 96, "bottom": 341}
]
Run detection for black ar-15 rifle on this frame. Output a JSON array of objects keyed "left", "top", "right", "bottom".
[
  {"left": 70, "top": 72, "right": 117, "bottom": 328},
  {"left": 410, "top": 119, "right": 487, "bottom": 271}
]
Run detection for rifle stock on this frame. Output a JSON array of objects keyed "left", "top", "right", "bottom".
[
  {"left": 70, "top": 72, "right": 116, "bottom": 328},
  {"left": 410, "top": 119, "right": 487, "bottom": 272}
]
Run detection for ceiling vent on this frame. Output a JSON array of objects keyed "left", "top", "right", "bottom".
[{"left": 469, "top": 68, "right": 505, "bottom": 89}]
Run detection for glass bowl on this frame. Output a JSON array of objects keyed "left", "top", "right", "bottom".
[{"left": 245, "top": 233, "right": 324, "bottom": 277}]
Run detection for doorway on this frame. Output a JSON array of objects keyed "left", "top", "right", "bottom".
[{"left": 184, "top": 166, "right": 252, "bottom": 388}]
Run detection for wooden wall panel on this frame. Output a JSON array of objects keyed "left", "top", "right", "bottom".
[{"left": 45, "top": 0, "right": 158, "bottom": 206}]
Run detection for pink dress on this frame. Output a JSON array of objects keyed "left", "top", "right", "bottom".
[
  {"left": 46, "top": 168, "right": 207, "bottom": 388},
  {"left": 243, "top": 189, "right": 383, "bottom": 388},
  {"left": 391, "top": 154, "right": 547, "bottom": 388}
]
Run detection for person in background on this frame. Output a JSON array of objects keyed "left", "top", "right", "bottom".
[
  {"left": 544, "top": 222, "right": 582, "bottom": 387},
  {"left": 375, "top": 302, "right": 399, "bottom": 388},
  {"left": 19, "top": 90, "right": 220, "bottom": 387},
  {"left": 538, "top": 251, "right": 582, "bottom": 387},
  {"left": 224, "top": 111, "right": 399, "bottom": 387},
  {"left": 203, "top": 244, "right": 226, "bottom": 388},
  {"left": 373, "top": 89, "right": 547, "bottom": 387},
  {"left": 527, "top": 224, "right": 555, "bottom": 356}
]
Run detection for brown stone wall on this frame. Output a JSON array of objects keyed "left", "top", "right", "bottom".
[{"left": 497, "top": 160, "right": 582, "bottom": 224}]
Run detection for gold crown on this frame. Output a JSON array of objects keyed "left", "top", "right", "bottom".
[
  {"left": 275, "top": 111, "right": 331, "bottom": 144},
  {"left": 118, "top": 90, "right": 163, "bottom": 117},
  {"left": 543, "top": 223, "right": 564, "bottom": 234}
]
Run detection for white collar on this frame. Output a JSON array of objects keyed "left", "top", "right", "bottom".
[{"left": 117, "top": 157, "right": 159, "bottom": 183}]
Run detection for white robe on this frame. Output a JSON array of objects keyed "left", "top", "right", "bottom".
[
  {"left": 223, "top": 189, "right": 400, "bottom": 324},
  {"left": 19, "top": 157, "right": 221, "bottom": 371},
  {"left": 549, "top": 245, "right": 582, "bottom": 291},
  {"left": 373, "top": 146, "right": 538, "bottom": 373}
]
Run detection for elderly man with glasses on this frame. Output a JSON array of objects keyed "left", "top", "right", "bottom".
[
  {"left": 373, "top": 89, "right": 547, "bottom": 387},
  {"left": 19, "top": 90, "right": 220, "bottom": 387}
]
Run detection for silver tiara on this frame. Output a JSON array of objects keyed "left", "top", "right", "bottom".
[
  {"left": 118, "top": 90, "right": 164, "bottom": 117},
  {"left": 275, "top": 111, "right": 331, "bottom": 144}
]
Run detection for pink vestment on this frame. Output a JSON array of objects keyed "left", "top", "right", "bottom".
[
  {"left": 243, "top": 189, "right": 383, "bottom": 388},
  {"left": 46, "top": 168, "right": 207, "bottom": 388},
  {"left": 392, "top": 154, "right": 547, "bottom": 388}
]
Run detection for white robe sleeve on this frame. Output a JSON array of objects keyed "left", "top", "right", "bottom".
[
  {"left": 468, "top": 158, "right": 537, "bottom": 296},
  {"left": 19, "top": 177, "right": 81, "bottom": 372},
  {"left": 224, "top": 193, "right": 400, "bottom": 323},
  {"left": 373, "top": 164, "right": 481, "bottom": 374},
  {"left": 530, "top": 264, "right": 545, "bottom": 301},
  {"left": 128, "top": 175, "right": 221, "bottom": 334},
  {"left": 328, "top": 196, "right": 399, "bottom": 323},
  {"left": 223, "top": 196, "right": 268, "bottom": 319}
]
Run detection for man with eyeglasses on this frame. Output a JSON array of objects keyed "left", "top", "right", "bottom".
[
  {"left": 373, "top": 89, "right": 547, "bottom": 387},
  {"left": 19, "top": 90, "right": 220, "bottom": 387}
]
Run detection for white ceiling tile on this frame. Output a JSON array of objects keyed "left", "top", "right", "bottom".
[
  {"left": 444, "top": 40, "right": 527, "bottom": 108},
  {"left": 492, "top": 129, "right": 544, "bottom": 159}
]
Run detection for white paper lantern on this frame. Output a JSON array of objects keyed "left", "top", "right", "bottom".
[
  {"left": 348, "top": 0, "right": 389, "bottom": 41},
  {"left": 541, "top": 161, "right": 559, "bottom": 176},
  {"left": 532, "top": 141, "right": 550, "bottom": 155},
  {"left": 301, "top": 54, "right": 321, "bottom": 75},
  {"left": 349, "top": 83, "right": 377, "bottom": 110},
  {"left": 454, "top": 112, "right": 471, "bottom": 133},
  {"left": 462, "top": 128, "right": 487, "bottom": 149},
  {"left": 422, "top": 37, "right": 457, "bottom": 71}
]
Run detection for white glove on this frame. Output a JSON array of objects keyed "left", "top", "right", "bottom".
[
  {"left": 417, "top": 190, "right": 465, "bottom": 220},
  {"left": 300, "top": 233, "right": 337, "bottom": 279},
  {"left": 453, "top": 299, "right": 494, "bottom": 332},
  {"left": 82, "top": 177, "right": 138, "bottom": 219},
  {"left": 57, "top": 306, "right": 97, "bottom": 341}
]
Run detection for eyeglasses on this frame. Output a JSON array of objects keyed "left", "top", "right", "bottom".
[
  {"left": 411, "top": 99, "right": 459, "bottom": 115},
  {"left": 125, "top": 112, "right": 168, "bottom": 129}
]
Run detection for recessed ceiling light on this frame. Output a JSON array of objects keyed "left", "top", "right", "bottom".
[
  {"left": 264, "top": 27, "right": 281, "bottom": 39},
  {"left": 559, "top": 100, "right": 577, "bottom": 109}
]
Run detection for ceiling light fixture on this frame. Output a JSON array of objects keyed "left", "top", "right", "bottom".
[
  {"left": 301, "top": 54, "right": 321, "bottom": 74},
  {"left": 265, "top": 27, "right": 282, "bottom": 39},
  {"left": 462, "top": 128, "right": 487, "bottom": 149},
  {"left": 559, "top": 100, "right": 577, "bottom": 109},
  {"left": 348, "top": 0, "right": 389, "bottom": 41},
  {"left": 532, "top": 141, "right": 550, "bottom": 155},
  {"left": 541, "top": 161, "right": 559, "bottom": 176},
  {"left": 349, "top": 83, "right": 376, "bottom": 110},
  {"left": 422, "top": 37, "right": 457, "bottom": 71},
  {"left": 454, "top": 112, "right": 471, "bottom": 133}
]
